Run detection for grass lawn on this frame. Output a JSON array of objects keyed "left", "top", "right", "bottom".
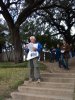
[{"left": 0, "top": 61, "right": 46, "bottom": 100}]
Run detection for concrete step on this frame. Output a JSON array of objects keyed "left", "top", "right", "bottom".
[
  {"left": 61, "top": 70, "right": 75, "bottom": 73},
  {"left": 18, "top": 86, "right": 73, "bottom": 97},
  {"left": 43, "top": 77, "right": 75, "bottom": 83},
  {"left": 41, "top": 73, "right": 75, "bottom": 78},
  {"left": 6, "top": 99, "right": 17, "bottom": 100},
  {"left": 46, "top": 69, "right": 75, "bottom": 73},
  {"left": 24, "top": 81, "right": 74, "bottom": 89},
  {"left": 6, "top": 68, "right": 75, "bottom": 100},
  {"left": 11, "top": 92, "right": 73, "bottom": 100}
]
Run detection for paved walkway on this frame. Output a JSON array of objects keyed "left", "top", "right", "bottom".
[{"left": 7, "top": 57, "right": 75, "bottom": 100}]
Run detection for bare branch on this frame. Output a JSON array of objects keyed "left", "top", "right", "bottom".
[
  {"left": 37, "top": 4, "right": 66, "bottom": 10},
  {"left": 51, "top": 33, "right": 60, "bottom": 36},
  {"left": 6, "top": 0, "right": 21, "bottom": 8}
]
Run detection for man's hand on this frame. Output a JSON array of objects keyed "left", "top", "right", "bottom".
[{"left": 32, "top": 47, "right": 37, "bottom": 51}]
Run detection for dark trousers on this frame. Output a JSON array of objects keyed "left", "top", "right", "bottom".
[
  {"left": 28, "top": 58, "right": 40, "bottom": 80},
  {"left": 59, "top": 53, "right": 69, "bottom": 69}
]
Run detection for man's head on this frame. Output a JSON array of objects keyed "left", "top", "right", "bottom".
[
  {"left": 30, "top": 36, "right": 36, "bottom": 43},
  {"left": 57, "top": 44, "right": 60, "bottom": 48},
  {"left": 63, "top": 40, "right": 66, "bottom": 45}
]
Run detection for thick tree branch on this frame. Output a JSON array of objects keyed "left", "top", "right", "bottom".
[
  {"left": 36, "top": 12, "right": 63, "bottom": 36},
  {"left": 44, "top": 9, "right": 66, "bottom": 32},
  {"left": 0, "top": 0, "right": 15, "bottom": 29},
  {"left": 15, "top": 0, "right": 44, "bottom": 27}
]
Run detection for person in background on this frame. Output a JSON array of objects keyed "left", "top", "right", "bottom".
[
  {"left": 25, "top": 44, "right": 29, "bottom": 58},
  {"left": 27, "top": 36, "right": 42, "bottom": 83},
  {"left": 50, "top": 46, "right": 56, "bottom": 62},
  {"left": 56, "top": 44, "right": 61, "bottom": 62},
  {"left": 60, "top": 40, "right": 70, "bottom": 70},
  {"left": 69, "top": 44, "right": 73, "bottom": 58},
  {"left": 50, "top": 47, "right": 53, "bottom": 62},
  {"left": 69, "top": 43, "right": 75, "bottom": 57},
  {"left": 37, "top": 42, "right": 42, "bottom": 61}
]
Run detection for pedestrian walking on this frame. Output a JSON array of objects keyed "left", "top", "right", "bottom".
[
  {"left": 56, "top": 44, "right": 61, "bottom": 62},
  {"left": 60, "top": 41, "right": 70, "bottom": 70}
]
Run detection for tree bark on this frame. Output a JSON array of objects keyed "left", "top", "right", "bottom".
[{"left": 11, "top": 28, "right": 23, "bottom": 63}]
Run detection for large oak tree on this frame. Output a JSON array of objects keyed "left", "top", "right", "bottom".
[
  {"left": 0, "top": 0, "right": 45, "bottom": 62},
  {"left": 0, "top": 0, "right": 75, "bottom": 62}
]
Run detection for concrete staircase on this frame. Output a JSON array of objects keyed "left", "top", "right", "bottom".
[
  {"left": 6, "top": 57, "right": 75, "bottom": 100},
  {"left": 7, "top": 71, "right": 75, "bottom": 100}
]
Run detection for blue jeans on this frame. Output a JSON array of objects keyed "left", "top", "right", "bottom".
[{"left": 59, "top": 53, "right": 69, "bottom": 69}]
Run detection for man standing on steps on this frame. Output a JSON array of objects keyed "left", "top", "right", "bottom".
[{"left": 26, "top": 36, "right": 42, "bottom": 83}]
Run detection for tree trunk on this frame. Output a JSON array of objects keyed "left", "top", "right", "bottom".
[{"left": 11, "top": 28, "right": 23, "bottom": 63}]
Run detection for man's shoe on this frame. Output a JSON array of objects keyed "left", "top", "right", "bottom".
[
  {"left": 28, "top": 78, "right": 33, "bottom": 82},
  {"left": 36, "top": 79, "right": 41, "bottom": 83},
  {"left": 65, "top": 67, "right": 70, "bottom": 70}
]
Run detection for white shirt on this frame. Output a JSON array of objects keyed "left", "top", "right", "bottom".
[{"left": 27, "top": 42, "right": 39, "bottom": 60}]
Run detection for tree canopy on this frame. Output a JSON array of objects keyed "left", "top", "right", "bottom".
[
  {"left": 0, "top": 0, "right": 75, "bottom": 62},
  {"left": 0, "top": 0, "right": 75, "bottom": 43}
]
